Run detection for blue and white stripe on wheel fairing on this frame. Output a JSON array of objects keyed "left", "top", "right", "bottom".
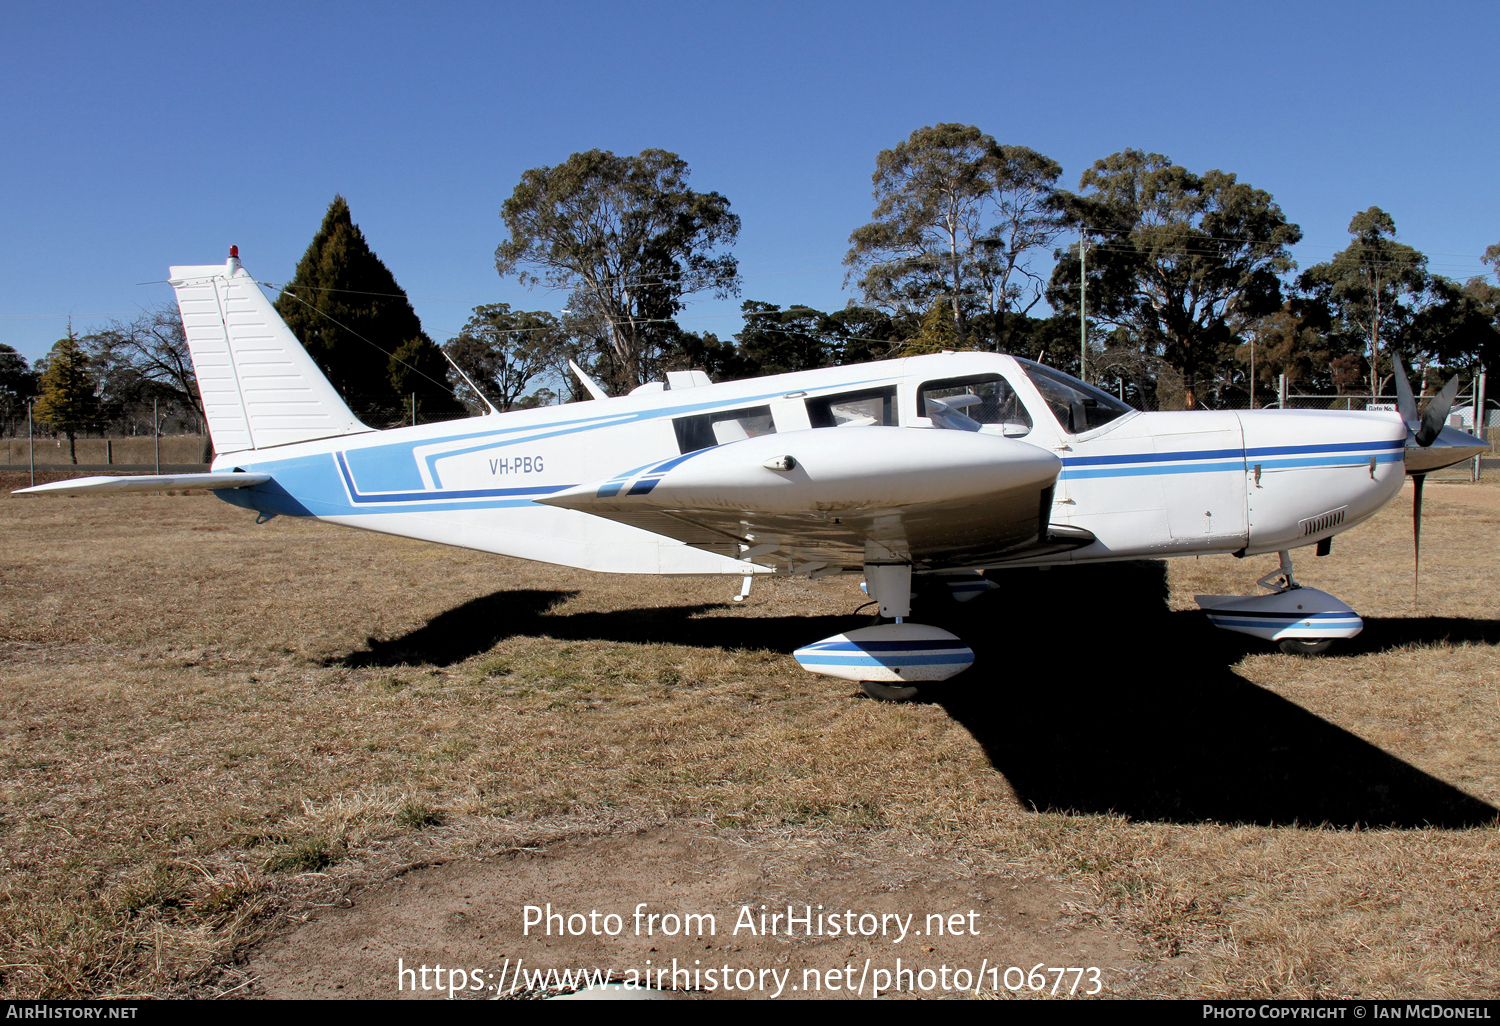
[
  {"left": 1206, "top": 614, "right": 1363, "bottom": 630},
  {"left": 797, "top": 654, "right": 976, "bottom": 667},
  {"left": 794, "top": 639, "right": 975, "bottom": 668}
]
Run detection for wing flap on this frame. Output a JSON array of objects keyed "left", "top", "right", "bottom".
[{"left": 595, "top": 509, "right": 742, "bottom": 557}]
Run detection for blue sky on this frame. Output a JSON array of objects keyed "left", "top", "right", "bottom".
[{"left": 3, "top": 1, "right": 1497, "bottom": 365}]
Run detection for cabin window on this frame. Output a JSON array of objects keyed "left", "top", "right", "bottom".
[
  {"left": 917, "top": 374, "right": 1032, "bottom": 436},
  {"left": 806, "top": 386, "right": 898, "bottom": 428},
  {"left": 673, "top": 405, "right": 777, "bottom": 454},
  {"left": 1017, "top": 359, "right": 1133, "bottom": 435}
]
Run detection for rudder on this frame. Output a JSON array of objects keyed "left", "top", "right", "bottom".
[{"left": 169, "top": 251, "right": 369, "bottom": 453}]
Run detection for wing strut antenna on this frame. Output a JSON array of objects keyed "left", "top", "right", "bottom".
[
  {"left": 443, "top": 351, "right": 500, "bottom": 416},
  {"left": 569, "top": 360, "right": 609, "bottom": 401}
]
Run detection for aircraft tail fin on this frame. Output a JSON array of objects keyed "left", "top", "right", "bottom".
[{"left": 168, "top": 251, "right": 369, "bottom": 454}]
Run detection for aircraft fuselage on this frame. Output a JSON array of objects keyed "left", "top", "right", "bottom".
[{"left": 207, "top": 351, "right": 1409, "bottom": 576}]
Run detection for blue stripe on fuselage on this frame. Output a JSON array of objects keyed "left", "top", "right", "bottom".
[
  {"left": 224, "top": 387, "right": 1406, "bottom": 520},
  {"left": 1059, "top": 439, "right": 1401, "bottom": 481},
  {"left": 1064, "top": 447, "right": 1244, "bottom": 467},
  {"left": 214, "top": 381, "right": 891, "bottom": 517},
  {"left": 334, "top": 451, "right": 573, "bottom": 504},
  {"left": 416, "top": 380, "right": 885, "bottom": 483}
]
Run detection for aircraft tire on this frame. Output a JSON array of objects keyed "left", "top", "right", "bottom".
[
  {"left": 860, "top": 680, "right": 920, "bottom": 702},
  {"left": 1278, "top": 638, "right": 1334, "bottom": 656}
]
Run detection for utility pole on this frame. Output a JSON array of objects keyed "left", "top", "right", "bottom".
[
  {"left": 28, "top": 398, "right": 34, "bottom": 488},
  {"left": 1249, "top": 331, "right": 1256, "bottom": 409},
  {"left": 154, "top": 398, "right": 160, "bottom": 474},
  {"left": 1474, "top": 371, "right": 1487, "bottom": 483},
  {"left": 1078, "top": 228, "right": 1088, "bottom": 383}
]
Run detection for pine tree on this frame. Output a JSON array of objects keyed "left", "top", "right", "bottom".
[
  {"left": 388, "top": 336, "right": 463, "bottom": 423},
  {"left": 275, "top": 196, "right": 460, "bottom": 425},
  {"left": 34, "top": 330, "right": 99, "bottom": 464},
  {"left": 900, "top": 299, "right": 964, "bottom": 355}
]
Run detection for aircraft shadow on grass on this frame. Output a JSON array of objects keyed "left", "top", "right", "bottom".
[{"left": 334, "top": 564, "right": 1499, "bottom": 830}]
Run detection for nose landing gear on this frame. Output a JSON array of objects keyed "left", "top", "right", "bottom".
[
  {"left": 1195, "top": 549, "right": 1362, "bottom": 656},
  {"left": 792, "top": 562, "right": 976, "bottom": 700}
]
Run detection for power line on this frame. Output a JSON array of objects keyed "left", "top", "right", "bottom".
[
  {"left": 266, "top": 282, "right": 460, "bottom": 402},
  {"left": 1073, "top": 224, "right": 1492, "bottom": 273}
]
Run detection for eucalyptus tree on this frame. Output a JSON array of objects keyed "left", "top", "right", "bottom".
[
  {"left": 846, "top": 124, "right": 995, "bottom": 345},
  {"left": 846, "top": 125, "right": 1065, "bottom": 351},
  {"left": 443, "top": 303, "right": 566, "bottom": 411},
  {"left": 713, "top": 302, "right": 901, "bottom": 379},
  {"left": 1297, "top": 208, "right": 1428, "bottom": 395},
  {"left": 1472, "top": 242, "right": 1500, "bottom": 383},
  {"left": 495, "top": 149, "right": 740, "bottom": 393},
  {"left": 971, "top": 145, "right": 1069, "bottom": 351},
  {"left": 1233, "top": 304, "right": 1334, "bottom": 400},
  {"left": 0, "top": 343, "right": 37, "bottom": 435},
  {"left": 80, "top": 305, "right": 211, "bottom": 448},
  {"left": 735, "top": 301, "right": 837, "bottom": 376},
  {"left": 1047, "top": 150, "right": 1301, "bottom": 409},
  {"left": 1411, "top": 276, "right": 1500, "bottom": 390}
]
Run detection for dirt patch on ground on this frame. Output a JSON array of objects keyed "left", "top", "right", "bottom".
[{"left": 251, "top": 824, "right": 1147, "bottom": 1000}]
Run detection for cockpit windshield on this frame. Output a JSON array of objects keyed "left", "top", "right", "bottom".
[{"left": 1016, "top": 359, "right": 1135, "bottom": 435}]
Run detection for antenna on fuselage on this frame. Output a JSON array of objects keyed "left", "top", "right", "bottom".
[
  {"left": 442, "top": 350, "right": 500, "bottom": 416},
  {"left": 569, "top": 360, "right": 609, "bottom": 401}
]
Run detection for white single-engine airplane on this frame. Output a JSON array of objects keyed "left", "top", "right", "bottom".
[{"left": 17, "top": 252, "right": 1490, "bottom": 700}]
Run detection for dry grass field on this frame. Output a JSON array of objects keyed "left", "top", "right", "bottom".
[{"left": 2, "top": 470, "right": 1497, "bottom": 999}]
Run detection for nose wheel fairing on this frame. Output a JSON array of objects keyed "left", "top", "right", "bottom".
[
  {"left": 1196, "top": 588, "right": 1363, "bottom": 643},
  {"left": 1196, "top": 549, "right": 1363, "bottom": 650}
]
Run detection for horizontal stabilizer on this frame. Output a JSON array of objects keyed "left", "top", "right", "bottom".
[{"left": 13, "top": 473, "right": 271, "bottom": 496}]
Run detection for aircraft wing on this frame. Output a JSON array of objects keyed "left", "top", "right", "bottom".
[
  {"left": 537, "top": 427, "right": 1078, "bottom": 573},
  {"left": 12, "top": 473, "right": 271, "bottom": 496}
]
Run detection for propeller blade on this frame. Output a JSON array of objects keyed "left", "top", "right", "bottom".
[
  {"left": 1391, "top": 353, "right": 1420, "bottom": 426},
  {"left": 1412, "top": 473, "right": 1424, "bottom": 604},
  {"left": 1416, "top": 374, "right": 1462, "bottom": 446}
]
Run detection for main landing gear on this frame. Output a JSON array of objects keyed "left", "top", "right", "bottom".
[
  {"left": 792, "top": 563, "right": 976, "bottom": 701},
  {"left": 1195, "top": 549, "right": 1363, "bottom": 656}
]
